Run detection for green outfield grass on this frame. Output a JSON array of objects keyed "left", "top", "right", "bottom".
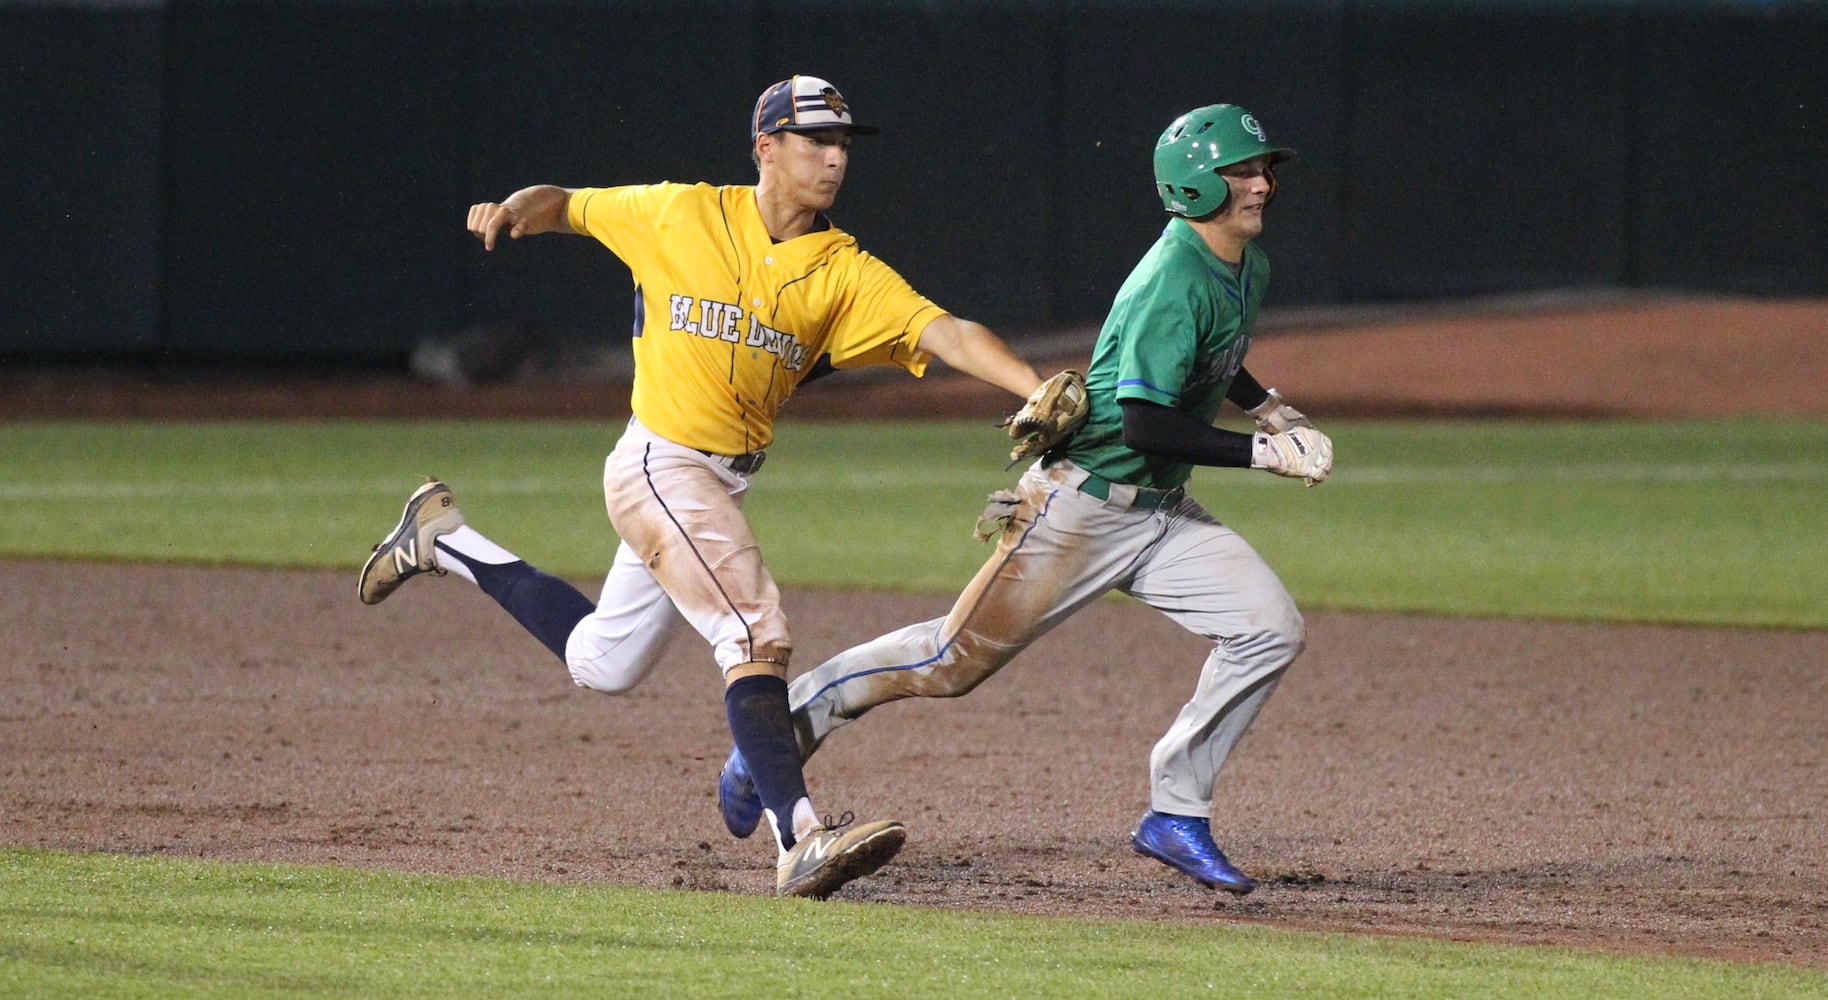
[
  {"left": 4, "top": 417, "right": 1826, "bottom": 997},
  {"left": 1, "top": 417, "right": 1823, "bottom": 627},
  {"left": 5, "top": 850, "right": 1822, "bottom": 1000}
]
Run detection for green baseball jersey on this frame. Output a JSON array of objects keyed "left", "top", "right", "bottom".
[{"left": 1059, "top": 217, "right": 1269, "bottom": 490}]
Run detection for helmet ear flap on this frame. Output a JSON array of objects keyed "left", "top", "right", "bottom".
[
  {"left": 1213, "top": 172, "right": 1232, "bottom": 214},
  {"left": 1179, "top": 172, "right": 1233, "bottom": 218},
  {"left": 1157, "top": 179, "right": 1228, "bottom": 217},
  {"left": 1182, "top": 159, "right": 1277, "bottom": 219}
]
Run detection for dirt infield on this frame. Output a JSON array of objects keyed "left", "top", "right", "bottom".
[{"left": 4, "top": 295, "right": 1826, "bottom": 970}]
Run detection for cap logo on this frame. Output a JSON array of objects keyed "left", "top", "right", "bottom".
[
  {"left": 791, "top": 84, "right": 852, "bottom": 125},
  {"left": 1241, "top": 114, "right": 1266, "bottom": 142},
  {"left": 753, "top": 75, "right": 876, "bottom": 138}
]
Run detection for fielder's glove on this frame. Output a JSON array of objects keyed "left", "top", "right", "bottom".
[
  {"left": 1245, "top": 388, "right": 1314, "bottom": 435},
  {"left": 1003, "top": 369, "right": 1090, "bottom": 464},
  {"left": 972, "top": 489, "right": 1022, "bottom": 543},
  {"left": 1252, "top": 427, "right": 1334, "bottom": 486}
]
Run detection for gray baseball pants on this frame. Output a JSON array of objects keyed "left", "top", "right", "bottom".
[{"left": 788, "top": 459, "right": 1305, "bottom": 817}]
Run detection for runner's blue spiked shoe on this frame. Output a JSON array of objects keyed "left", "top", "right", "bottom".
[
  {"left": 718, "top": 747, "right": 764, "bottom": 839},
  {"left": 1131, "top": 810, "right": 1257, "bottom": 895}
]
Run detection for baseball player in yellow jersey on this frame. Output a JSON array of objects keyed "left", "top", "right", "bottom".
[{"left": 356, "top": 75, "right": 1048, "bottom": 899}]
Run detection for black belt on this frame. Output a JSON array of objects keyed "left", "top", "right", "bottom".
[
  {"left": 1078, "top": 471, "right": 1184, "bottom": 509},
  {"left": 699, "top": 449, "right": 766, "bottom": 474}
]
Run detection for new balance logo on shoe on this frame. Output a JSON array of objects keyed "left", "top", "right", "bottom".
[
  {"left": 393, "top": 539, "right": 419, "bottom": 575},
  {"left": 793, "top": 832, "right": 836, "bottom": 864},
  {"left": 776, "top": 817, "right": 906, "bottom": 899},
  {"left": 356, "top": 479, "right": 465, "bottom": 606}
]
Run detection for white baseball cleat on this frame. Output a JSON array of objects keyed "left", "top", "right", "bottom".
[
  {"left": 357, "top": 479, "right": 466, "bottom": 605},
  {"left": 775, "top": 815, "right": 905, "bottom": 899}
]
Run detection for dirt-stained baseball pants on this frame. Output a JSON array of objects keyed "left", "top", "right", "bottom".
[
  {"left": 786, "top": 459, "right": 1305, "bottom": 817},
  {"left": 563, "top": 417, "right": 783, "bottom": 690}
]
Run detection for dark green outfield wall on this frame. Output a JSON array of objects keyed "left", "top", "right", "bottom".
[{"left": 5, "top": 0, "right": 1823, "bottom": 366}]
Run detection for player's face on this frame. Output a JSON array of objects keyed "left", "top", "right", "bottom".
[
  {"left": 763, "top": 128, "right": 852, "bottom": 210},
  {"left": 1215, "top": 154, "right": 1277, "bottom": 241}
]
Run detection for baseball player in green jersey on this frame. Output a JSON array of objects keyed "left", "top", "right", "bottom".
[
  {"left": 718, "top": 103, "right": 1334, "bottom": 895},
  {"left": 356, "top": 75, "right": 1049, "bottom": 899}
]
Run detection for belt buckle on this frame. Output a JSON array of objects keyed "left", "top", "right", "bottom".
[{"left": 698, "top": 448, "right": 765, "bottom": 474}]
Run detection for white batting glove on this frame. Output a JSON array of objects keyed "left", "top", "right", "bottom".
[
  {"left": 1252, "top": 427, "right": 1334, "bottom": 486},
  {"left": 1245, "top": 388, "right": 1314, "bottom": 435}
]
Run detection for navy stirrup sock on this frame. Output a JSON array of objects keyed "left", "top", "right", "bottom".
[
  {"left": 464, "top": 558, "right": 596, "bottom": 661},
  {"left": 725, "top": 674, "right": 809, "bottom": 847}
]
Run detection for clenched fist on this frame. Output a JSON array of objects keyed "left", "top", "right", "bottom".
[
  {"left": 1251, "top": 427, "right": 1333, "bottom": 486},
  {"left": 1245, "top": 388, "right": 1314, "bottom": 435}
]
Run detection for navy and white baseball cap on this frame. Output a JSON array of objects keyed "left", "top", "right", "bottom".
[{"left": 751, "top": 75, "right": 879, "bottom": 139}]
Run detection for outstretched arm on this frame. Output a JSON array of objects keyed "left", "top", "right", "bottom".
[
  {"left": 466, "top": 185, "right": 577, "bottom": 250},
  {"left": 914, "top": 315, "right": 1042, "bottom": 398}
]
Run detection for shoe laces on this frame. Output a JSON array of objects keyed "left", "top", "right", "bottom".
[{"left": 784, "top": 811, "right": 856, "bottom": 855}]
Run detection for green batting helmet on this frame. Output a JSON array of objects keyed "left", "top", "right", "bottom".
[{"left": 1153, "top": 104, "right": 1295, "bottom": 217}]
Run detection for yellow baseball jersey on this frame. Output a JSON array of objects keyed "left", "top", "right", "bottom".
[{"left": 567, "top": 182, "right": 944, "bottom": 454}]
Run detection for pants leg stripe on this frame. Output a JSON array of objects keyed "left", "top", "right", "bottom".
[
  {"left": 641, "top": 441, "right": 758, "bottom": 659},
  {"left": 793, "top": 485, "right": 1065, "bottom": 707}
]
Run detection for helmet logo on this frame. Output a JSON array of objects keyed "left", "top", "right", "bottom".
[
  {"left": 820, "top": 87, "right": 848, "bottom": 115},
  {"left": 1241, "top": 114, "right": 1266, "bottom": 142}
]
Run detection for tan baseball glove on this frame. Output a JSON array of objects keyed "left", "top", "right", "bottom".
[
  {"left": 972, "top": 489, "right": 1022, "bottom": 543},
  {"left": 1002, "top": 369, "right": 1090, "bottom": 463}
]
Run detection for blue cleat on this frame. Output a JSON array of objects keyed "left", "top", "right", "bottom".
[
  {"left": 718, "top": 747, "right": 764, "bottom": 839},
  {"left": 1131, "top": 810, "right": 1257, "bottom": 896}
]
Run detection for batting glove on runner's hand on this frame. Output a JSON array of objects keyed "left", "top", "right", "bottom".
[
  {"left": 1245, "top": 388, "right": 1314, "bottom": 435},
  {"left": 1003, "top": 370, "right": 1090, "bottom": 464},
  {"left": 1252, "top": 427, "right": 1334, "bottom": 486}
]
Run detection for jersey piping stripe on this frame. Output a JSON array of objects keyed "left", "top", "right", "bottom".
[
  {"left": 1117, "top": 376, "right": 1181, "bottom": 403},
  {"left": 1198, "top": 244, "right": 1250, "bottom": 314},
  {"left": 792, "top": 487, "right": 1064, "bottom": 708},
  {"left": 763, "top": 260, "right": 837, "bottom": 419},
  {"left": 761, "top": 354, "right": 781, "bottom": 420},
  {"left": 639, "top": 442, "right": 758, "bottom": 659},
  {"left": 770, "top": 257, "right": 840, "bottom": 324},
  {"left": 893, "top": 304, "right": 936, "bottom": 365},
  {"left": 575, "top": 188, "right": 604, "bottom": 223},
  {"left": 715, "top": 194, "right": 746, "bottom": 396},
  {"left": 717, "top": 192, "right": 742, "bottom": 273}
]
